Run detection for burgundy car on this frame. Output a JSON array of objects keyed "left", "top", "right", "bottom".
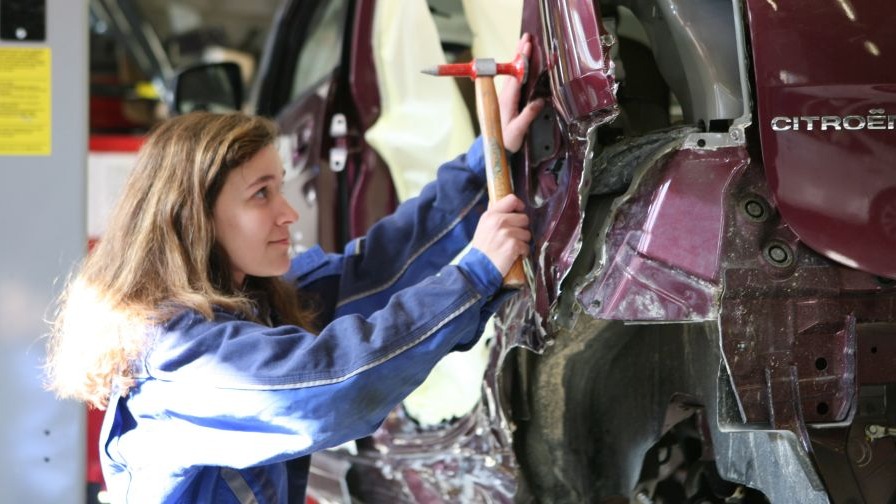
[{"left": 168, "top": 0, "right": 896, "bottom": 502}]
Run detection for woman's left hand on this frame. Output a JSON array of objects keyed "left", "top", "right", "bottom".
[{"left": 500, "top": 33, "right": 545, "bottom": 153}]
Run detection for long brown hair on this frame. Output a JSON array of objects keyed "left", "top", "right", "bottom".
[{"left": 46, "top": 112, "right": 316, "bottom": 409}]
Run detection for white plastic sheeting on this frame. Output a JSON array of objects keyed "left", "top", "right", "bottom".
[
  {"left": 372, "top": 0, "right": 523, "bottom": 425},
  {"left": 462, "top": 0, "right": 525, "bottom": 98},
  {"left": 365, "top": 0, "right": 524, "bottom": 201},
  {"left": 364, "top": 0, "right": 475, "bottom": 202}
]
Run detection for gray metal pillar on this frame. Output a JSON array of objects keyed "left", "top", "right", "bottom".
[{"left": 0, "top": 0, "right": 88, "bottom": 502}]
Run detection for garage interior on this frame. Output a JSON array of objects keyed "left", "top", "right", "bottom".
[{"left": 1, "top": 1, "right": 894, "bottom": 503}]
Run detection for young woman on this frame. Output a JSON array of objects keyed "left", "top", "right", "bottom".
[{"left": 45, "top": 43, "right": 543, "bottom": 503}]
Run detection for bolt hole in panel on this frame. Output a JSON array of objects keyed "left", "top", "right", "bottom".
[{"left": 746, "top": 0, "right": 896, "bottom": 279}]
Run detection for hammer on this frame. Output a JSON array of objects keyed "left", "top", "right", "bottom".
[{"left": 422, "top": 53, "right": 529, "bottom": 288}]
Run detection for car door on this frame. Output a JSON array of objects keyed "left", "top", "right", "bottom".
[{"left": 253, "top": 0, "right": 396, "bottom": 254}]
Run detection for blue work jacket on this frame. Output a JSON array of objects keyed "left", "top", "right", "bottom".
[{"left": 100, "top": 139, "right": 510, "bottom": 503}]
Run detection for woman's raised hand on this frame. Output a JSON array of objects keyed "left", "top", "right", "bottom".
[
  {"left": 470, "top": 194, "right": 531, "bottom": 276},
  {"left": 500, "top": 33, "right": 545, "bottom": 153}
]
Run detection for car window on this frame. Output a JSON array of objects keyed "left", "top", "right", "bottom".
[{"left": 289, "top": 0, "right": 349, "bottom": 100}]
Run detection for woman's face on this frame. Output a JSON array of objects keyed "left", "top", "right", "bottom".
[{"left": 212, "top": 144, "right": 298, "bottom": 286}]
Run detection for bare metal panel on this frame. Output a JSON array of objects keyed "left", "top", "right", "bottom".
[{"left": 0, "top": 0, "right": 88, "bottom": 502}]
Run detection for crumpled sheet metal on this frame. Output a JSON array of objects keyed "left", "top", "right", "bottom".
[
  {"left": 332, "top": 318, "right": 525, "bottom": 503},
  {"left": 516, "top": 129, "right": 592, "bottom": 335},
  {"left": 577, "top": 138, "right": 749, "bottom": 322},
  {"left": 318, "top": 290, "right": 559, "bottom": 503},
  {"left": 515, "top": 119, "right": 610, "bottom": 341}
]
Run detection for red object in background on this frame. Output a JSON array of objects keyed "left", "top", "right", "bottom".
[
  {"left": 89, "top": 71, "right": 151, "bottom": 134},
  {"left": 89, "top": 135, "right": 145, "bottom": 153},
  {"left": 90, "top": 95, "right": 139, "bottom": 132},
  {"left": 86, "top": 409, "right": 105, "bottom": 485}
]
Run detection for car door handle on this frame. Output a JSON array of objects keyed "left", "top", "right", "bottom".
[{"left": 329, "top": 113, "right": 348, "bottom": 173}]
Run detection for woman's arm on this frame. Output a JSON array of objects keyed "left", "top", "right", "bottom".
[
  {"left": 286, "top": 138, "right": 487, "bottom": 323},
  {"left": 335, "top": 138, "right": 488, "bottom": 315},
  {"left": 110, "top": 252, "right": 502, "bottom": 471},
  {"left": 290, "top": 34, "right": 544, "bottom": 319}
]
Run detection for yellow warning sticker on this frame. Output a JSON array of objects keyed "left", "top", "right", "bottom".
[{"left": 0, "top": 48, "right": 51, "bottom": 156}]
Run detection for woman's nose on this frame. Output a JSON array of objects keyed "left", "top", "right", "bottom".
[{"left": 277, "top": 195, "right": 299, "bottom": 226}]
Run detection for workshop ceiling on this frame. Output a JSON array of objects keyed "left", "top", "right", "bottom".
[{"left": 134, "top": 0, "right": 280, "bottom": 55}]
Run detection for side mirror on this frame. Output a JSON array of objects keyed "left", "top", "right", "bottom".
[{"left": 169, "top": 62, "right": 243, "bottom": 115}]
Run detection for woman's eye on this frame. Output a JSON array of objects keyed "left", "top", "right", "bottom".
[{"left": 253, "top": 187, "right": 269, "bottom": 199}]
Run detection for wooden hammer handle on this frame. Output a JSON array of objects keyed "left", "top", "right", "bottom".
[{"left": 475, "top": 76, "right": 526, "bottom": 288}]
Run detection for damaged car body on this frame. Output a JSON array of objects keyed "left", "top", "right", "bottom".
[{"left": 162, "top": 0, "right": 896, "bottom": 502}]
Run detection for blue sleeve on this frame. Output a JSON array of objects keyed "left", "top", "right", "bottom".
[
  {"left": 288, "top": 138, "right": 488, "bottom": 320},
  {"left": 113, "top": 253, "right": 503, "bottom": 471}
]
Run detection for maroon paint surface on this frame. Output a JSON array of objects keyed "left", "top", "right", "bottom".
[
  {"left": 519, "top": 0, "right": 618, "bottom": 323},
  {"left": 746, "top": 0, "right": 896, "bottom": 279},
  {"left": 534, "top": 0, "right": 616, "bottom": 123},
  {"left": 579, "top": 147, "right": 748, "bottom": 321}
]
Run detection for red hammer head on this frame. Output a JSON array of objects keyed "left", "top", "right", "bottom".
[{"left": 422, "top": 53, "right": 528, "bottom": 83}]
